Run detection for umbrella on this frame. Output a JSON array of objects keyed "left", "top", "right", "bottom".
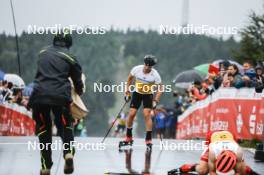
[
  {"left": 194, "top": 63, "right": 209, "bottom": 75},
  {"left": 194, "top": 63, "right": 220, "bottom": 75},
  {"left": 173, "top": 70, "right": 204, "bottom": 89},
  {"left": 212, "top": 59, "right": 244, "bottom": 73},
  {"left": 4, "top": 74, "right": 25, "bottom": 89},
  {"left": 0, "top": 69, "right": 5, "bottom": 80}
]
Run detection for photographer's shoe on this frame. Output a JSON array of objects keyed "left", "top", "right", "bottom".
[
  {"left": 40, "top": 169, "right": 50, "bottom": 175},
  {"left": 64, "top": 153, "right": 74, "bottom": 174}
]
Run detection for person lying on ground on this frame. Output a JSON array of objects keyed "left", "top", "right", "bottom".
[{"left": 168, "top": 130, "right": 259, "bottom": 175}]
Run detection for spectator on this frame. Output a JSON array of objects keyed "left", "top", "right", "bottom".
[
  {"left": 190, "top": 81, "right": 208, "bottom": 101},
  {"left": 113, "top": 112, "right": 127, "bottom": 137},
  {"left": 1, "top": 81, "right": 13, "bottom": 102},
  {"left": 154, "top": 105, "right": 167, "bottom": 139},
  {"left": 255, "top": 64, "right": 264, "bottom": 83},
  {"left": 242, "top": 60, "right": 256, "bottom": 87},
  {"left": 200, "top": 81, "right": 209, "bottom": 94},
  {"left": 165, "top": 102, "right": 183, "bottom": 139},
  {"left": 204, "top": 75, "right": 216, "bottom": 94},
  {"left": 225, "top": 64, "right": 244, "bottom": 88},
  {"left": 12, "top": 88, "right": 23, "bottom": 105},
  {"left": 243, "top": 60, "right": 255, "bottom": 75},
  {"left": 219, "top": 60, "right": 231, "bottom": 73},
  {"left": 222, "top": 74, "right": 232, "bottom": 87},
  {"left": 213, "top": 60, "right": 230, "bottom": 90},
  {"left": 255, "top": 64, "right": 264, "bottom": 93}
]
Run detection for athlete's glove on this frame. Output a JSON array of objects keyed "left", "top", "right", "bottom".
[{"left": 124, "top": 94, "right": 131, "bottom": 102}]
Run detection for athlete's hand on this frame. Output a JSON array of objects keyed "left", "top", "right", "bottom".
[
  {"left": 152, "top": 100, "right": 158, "bottom": 109},
  {"left": 124, "top": 91, "right": 131, "bottom": 102}
]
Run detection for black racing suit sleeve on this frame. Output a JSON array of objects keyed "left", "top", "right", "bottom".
[{"left": 70, "top": 60, "right": 84, "bottom": 96}]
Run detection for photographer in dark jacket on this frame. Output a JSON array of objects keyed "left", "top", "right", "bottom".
[{"left": 29, "top": 31, "right": 84, "bottom": 175}]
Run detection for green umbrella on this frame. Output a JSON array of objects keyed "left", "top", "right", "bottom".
[{"left": 194, "top": 63, "right": 209, "bottom": 75}]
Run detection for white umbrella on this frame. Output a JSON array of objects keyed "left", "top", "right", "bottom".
[{"left": 4, "top": 74, "right": 25, "bottom": 89}]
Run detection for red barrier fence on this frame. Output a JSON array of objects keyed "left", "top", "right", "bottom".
[
  {"left": 177, "top": 88, "right": 264, "bottom": 141},
  {"left": 0, "top": 103, "right": 35, "bottom": 136}
]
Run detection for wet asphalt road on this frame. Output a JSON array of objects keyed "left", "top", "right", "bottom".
[{"left": 0, "top": 137, "right": 263, "bottom": 175}]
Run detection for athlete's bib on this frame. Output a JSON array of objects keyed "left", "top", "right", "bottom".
[
  {"left": 130, "top": 65, "right": 161, "bottom": 94},
  {"left": 210, "top": 131, "right": 238, "bottom": 157}
]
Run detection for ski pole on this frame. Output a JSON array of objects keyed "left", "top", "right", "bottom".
[{"left": 101, "top": 101, "right": 128, "bottom": 143}]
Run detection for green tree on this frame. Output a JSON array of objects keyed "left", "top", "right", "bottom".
[{"left": 233, "top": 11, "right": 264, "bottom": 64}]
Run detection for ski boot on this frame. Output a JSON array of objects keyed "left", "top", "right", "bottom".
[
  {"left": 119, "top": 137, "right": 133, "bottom": 150},
  {"left": 146, "top": 140, "right": 152, "bottom": 152},
  {"left": 64, "top": 153, "right": 74, "bottom": 174}
]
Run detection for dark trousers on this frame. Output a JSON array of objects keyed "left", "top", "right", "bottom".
[{"left": 32, "top": 104, "right": 75, "bottom": 169}]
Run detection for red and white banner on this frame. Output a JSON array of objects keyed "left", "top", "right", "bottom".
[
  {"left": 0, "top": 103, "right": 35, "bottom": 136},
  {"left": 177, "top": 88, "right": 264, "bottom": 141}
]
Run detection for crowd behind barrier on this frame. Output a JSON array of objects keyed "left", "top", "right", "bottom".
[
  {"left": 176, "top": 88, "right": 264, "bottom": 141},
  {"left": 0, "top": 76, "right": 35, "bottom": 136},
  {"left": 186, "top": 60, "right": 264, "bottom": 104},
  {"left": 0, "top": 102, "right": 35, "bottom": 136}
]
